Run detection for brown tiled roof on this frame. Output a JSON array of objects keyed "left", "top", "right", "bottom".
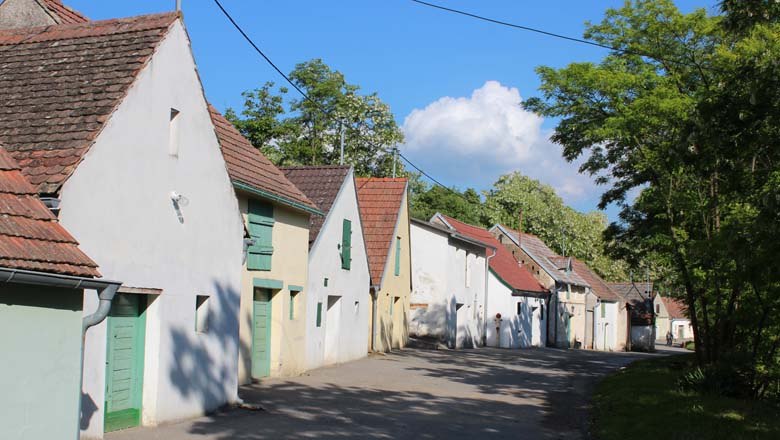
[
  {"left": 355, "top": 177, "right": 407, "bottom": 285},
  {"left": 0, "top": 12, "right": 179, "bottom": 193},
  {"left": 570, "top": 258, "right": 620, "bottom": 301},
  {"left": 439, "top": 215, "right": 546, "bottom": 295},
  {"left": 0, "top": 145, "right": 98, "bottom": 276},
  {"left": 661, "top": 296, "right": 687, "bottom": 320},
  {"left": 207, "top": 105, "right": 318, "bottom": 213},
  {"left": 494, "top": 225, "right": 590, "bottom": 287},
  {"left": 41, "top": 0, "right": 89, "bottom": 24},
  {"left": 609, "top": 282, "right": 655, "bottom": 324},
  {"left": 280, "top": 165, "right": 351, "bottom": 247}
]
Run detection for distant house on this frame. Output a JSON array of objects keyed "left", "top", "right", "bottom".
[
  {"left": 409, "top": 217, "right": 492, "bottom": 349},
  {"left": 570, "top": 259, "right": 626, "bottom": 351},
  {"left": 281, "top": 165, "right": 371, "bottom": 369},
  {"left": 490, "top": 226, "right": 591, "bottom": 348},
  {"left": 0, "top": 9, "right": 248, "bottom": 436},
  {"left": 654, "top": 294, "right": 692, "bottom": 343},
  {"left": 210, "top": 107, "right": 320, "bottom": 382},
  {"left": 0, "top": 146, "right": 121, "bottom": 440},
  {"left": 608, "top": 282, "right": 656, "bottom": 351},
  {"left": 356, "top": 178, "right": 411, "bottom": 352},
  {"left": 0, "top": 0, "right": 88, "bottom": 28},
  {"left": 437, "top": 215, "right": 548, "bottom": 348}
]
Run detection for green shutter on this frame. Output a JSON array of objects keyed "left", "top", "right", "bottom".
[
  {"left": 341, "top": 219, "right": 352, "bottom": 270},
  {"left": 394, "top": 237, "right": 401, "bottom": 276},
  {"left": 316, "top": 302, "right": 323, "bottom": 327},
  {"left": 247, "top": 200, "right": 274, "bottom": 271},
  {"left": 601, "top": 302, "right": 606, "bottom": 318}
]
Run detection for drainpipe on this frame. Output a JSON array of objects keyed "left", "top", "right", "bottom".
[
  {"left": 593, "top": 298, "right": 600, "bottom": 350},
  {"left": 370, "top": 287, "right": 378, "bottom": 352},
  {"left": 482, "top": 247, "right": 497, "bottom": 347},
  {"left": 1, "top": 267, "right": 121, "bottom": 440}
]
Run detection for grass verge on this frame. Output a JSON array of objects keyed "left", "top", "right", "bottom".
[{"left": 591, "top": 355, "right": 780, "bottom": 440}]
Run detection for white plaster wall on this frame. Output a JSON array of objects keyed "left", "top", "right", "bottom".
[
  {"left": 304, "top": 172, "right": 370, "bottom": 370},
  {"left": 593, "top": 301, "right": 619, "bottom": 351},
  {"left": 485, "top": 273, "right": 545, "bottom": 349},
  {"left": 670, "top": 318, "right": 693, "bottom": 340},
  {"left": 631, "top": 325, "right": 655, "bottom": 351},
  {"left": 410, "top": 224, "right": 486, "bottom": 349},
  {"left": 62, "top": 21, "right": 244, "bottom": 438}
]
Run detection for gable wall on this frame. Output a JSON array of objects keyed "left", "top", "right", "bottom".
[
  {"left": 57, "top": 21, "right": 245, "bottom": 437},
  {"left": 0, "top": 0, "right": 55, "bottom": 29},
  {"left": 304, "top": 172, "right": 370, "bottom": 369}
]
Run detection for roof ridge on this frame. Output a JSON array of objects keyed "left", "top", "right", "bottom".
[
  {"left": 279, "top": 164, "right": 352, "bottom": 171},
  {"left": 0, "top": 11, "right": 178, "bottom": 40}
]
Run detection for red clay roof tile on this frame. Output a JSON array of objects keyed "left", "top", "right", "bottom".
[
  {"left": 40, "top": 0, "right": 89, "bottom": 24},
  {"left": 0, "top": 145, "right": 98, "bottom": 276},
  {"left": 355, "top": 177, "right": 407, "bottom": 285},
  {"left": 207, "top": 105, "right": 318, "bottom": 213},
  {"left": 0, "top": 12, "right": 179, "bottom": 193},
  {"left": 570, "top": 258, "right": 621, "bottom": 301},
  {"left": 661, "top": 296, "right": 687, "bottom": 320}
]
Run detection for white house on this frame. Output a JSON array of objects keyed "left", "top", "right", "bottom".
[
  {"left": 281, "top": 165, "right": 371, "bottom": 369},
  {"left": 570, "top": 259, "right": 624, "bottom": 351},
  {"left": 655, "top": 294, "right": 692, "bottom": 343},
  {"left": 409, "top": 218, "right": 490, "bottom": 349},
  {"left": 0, "top": 10, "right": 245, "bottom": 437},
  {"left": 431, "top": 214, "right": 548, "bottom": 349},
  {"left": 609, "top": 282, "right": 656, "bottom": 351}
]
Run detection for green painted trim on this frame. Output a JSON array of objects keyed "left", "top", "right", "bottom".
[
  {"left": 253, "top": 278, "right": 283, "bottom": 290},
  {"left": 233, "top": 180, "right": 324, "bottom": 216},
  {"left": 288, "top": 285, "right": 304, "bottom": 292},
  {"left": 316, "top": 302, "right": 323, "bottom": 327},
  {"left": 251, "top": 290, "right": 272, "bottom": 378},
  {"left": 489, "top": 268, "right": 515, "bottom": 292}
]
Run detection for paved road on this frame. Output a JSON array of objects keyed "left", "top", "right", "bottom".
[{"left": 108, "top": 347, "right": 680, "bottom": 440}]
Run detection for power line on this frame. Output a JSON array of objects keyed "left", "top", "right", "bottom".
[
  {"left": 410, "top": 0, "right": 695, "bottom": 68},
  {"left": 211, "top": 0, "right": 467, "bottom": 197}
]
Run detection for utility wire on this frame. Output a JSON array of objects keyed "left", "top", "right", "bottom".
[
  {"left": 212, "top": 0, "right": 469, "bottom": 197},
  {"left": 410, "top": 0, "right": 696, "bottom": 68}
]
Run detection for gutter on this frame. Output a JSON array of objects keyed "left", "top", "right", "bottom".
[{"left": 0, "top": 267, "right": 122, "bottom": 440}]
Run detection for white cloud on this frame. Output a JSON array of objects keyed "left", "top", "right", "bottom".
[{"left": 402, "top": 81, "right": 601, "bottom": 207}]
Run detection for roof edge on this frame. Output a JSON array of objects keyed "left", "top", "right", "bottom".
[{"left": 233, "top": 180, "right": 323, "bottom": 216}]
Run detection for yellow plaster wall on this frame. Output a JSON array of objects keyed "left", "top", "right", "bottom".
[
  {"left": 369, "top": 193, "right": 411, "bottom": 352},
  {"left": 237, "top": 194, "right": 310, "bottom": 383}
]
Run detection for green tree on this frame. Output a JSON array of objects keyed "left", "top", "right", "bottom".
[
  {"left": 482, "top": 172, "right": 627, "bottom": 281},
  {"left": 409, "top": 183, "right": 484, "bottom": 226},
  {"left": 525, "top": 0, "right": 780, "bottom": 394},
  {"left": 227, "top": 59, "right": 404, "bottom": 177}
]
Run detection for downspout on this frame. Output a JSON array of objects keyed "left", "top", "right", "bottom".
[
  {"left": 370, "top": 287, "right": 378, "bottom": 352},
  {"left": 584, "top": 288, "right": 592, "bottom": 349},
  {"left": 482, "top": 247, "right": 497, "bottom": 347},
  {"left": 0, "top": 268, "right": 121, "bottom": 440},
  {"left": 593, "top": 298, "right": 600, "bottom": 350}
]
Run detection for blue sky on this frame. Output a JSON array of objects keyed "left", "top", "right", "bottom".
[{"left": 68, "top": 0, "right": 716, "bottom": 219}]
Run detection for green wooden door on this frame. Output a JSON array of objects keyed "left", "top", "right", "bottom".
[
  {"left": 252, "top": 288, "right": 272, "bottom": 379},
  {"left": 105, "top": 294, "right": 146, "bottom": 432}
]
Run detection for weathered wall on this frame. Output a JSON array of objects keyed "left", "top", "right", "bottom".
[
  {"left": 0, "top": 285, "right": 83, "bottom": 440},
  {"left": 631, "top": 325, "right": 655, "bottom": 351},
  {"left": 304, "top": 172, "right": 370, "bottom": 370},
  {"left": 237, "top": 196, "right": 310, "bottom": 382},
  {"left": 0, "top": 0, "right": 56, "bottom": 29},
  {"left": 653, "top": 295, "right": 670, "bottom": 338},
  {"left": 484, "top": 272, "right": 546, "bottom": 349},
  {"left": 61, "top": 21, "right": 245, "bottom": 437},
  {"left": 593, "top": 301, "right": 619, "bottom": 351},
  {"left": 370, "top": 191, "right": 411, "bottom": 352},
  {"left": 410, "top": 223, "right": 486, "bottom": 349}
]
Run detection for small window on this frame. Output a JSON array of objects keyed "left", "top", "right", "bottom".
[
  {"left": 169, "top": 108, "right": 180, "bottom": 157},
  {"left": 655, "top": 304, "right": 660, "bottom": 314},
  {"left": 341, "top": 219, "right": 352, "bottom": 270},
  {"left": 499, "top": 235, "right": 503, "bottom": 243},
  {"left": 324, "top": 278, "right": 329, "bottom": 287},
  {"left": 389, "top": 296, "right": 394, "bottom": 316},
  {"left": 601, "top": 303, "right": 606, "bottom": 319},
  {"left": 540, "top": 304, "right": 545, "bottom": 321},
  {"left": 195, "top": 295, "right": 209, "bottom": 333},
  {"left": 316, "top": 302, "right": 323, "bottom": 327},
  {"left": 289, "top": 291, "right": 298, "bottom": 320},
  {"left": 394, "top": 237, "right": 402, "bottom": 276},
  {"left": 566, "top": 289, "right": 571, "bottom": 300},
  {"left": 465, "top": 252, "right": 471, "bottom": 288},
  {"left": 354, "top": 301, "right": 360, "bottom": 314},
  {"left": 516, "top": 302, "right": 523, "bottom": 315}
]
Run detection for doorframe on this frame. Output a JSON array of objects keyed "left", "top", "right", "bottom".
[{"left": 104, "top": 294, "right": 147, "bottom": 432}]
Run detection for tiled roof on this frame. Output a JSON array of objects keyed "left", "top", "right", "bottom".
[
  {"left": 609, "top": 282, "right": 654, "bottom": 324},
  {"left": 208, "top": 105, "right": 318, "bottom": 213},
  {"left": 280, "top": 165, "right": 351, "bottom": 247},
  {"left": 570, "top": 258, "right": 620, "bottom": 301},
  {"left": 0, "top": 146, "right": 98, "bottom": 277},
  {"left": 439, "top": 215, "right": 546, "bottom": 295},
  {"left": 0, "top": 12, "right": 179, "bottom": 193},
  {"left": 355, "top": 177, "right": 407, "bottom": 285},
  {"left": 661, "top": 296, "right": 687, "bottom": 320},
  {"left": 41, "top": 0, "right": 89, "bottom": 24},
  {"left": 494, "top": 225, "right": 590, "bottom": 288}
]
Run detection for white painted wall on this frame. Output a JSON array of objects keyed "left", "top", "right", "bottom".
[
  {"left": 304, "top": 171, "right": 370, "bottom": 370},
  {"left": 61, "top": 21, "right": 244, "bottom": 438},
  {"left": 593, "top": 301, "right": 619, "bottom": 351},
  {"left": 410, "top": 223, "right": 486, "bottom": 349},
  {"left": 485, "top": 272, "right": 546, "bottom": 349}
]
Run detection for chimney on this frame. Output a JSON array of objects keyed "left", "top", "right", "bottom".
[{"left": 176, "top": 0, "right": 182, "bottom": 12}]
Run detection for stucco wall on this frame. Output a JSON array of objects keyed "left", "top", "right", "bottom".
[
  {"left": 410, "top": 223, "right": 486, "bottom": 349},
  {"left": 304, "top": 172, "right": 370, "bottom": 370},
  {"left": 593, "top": 301, "right": 619, "bottom": 351},
  {"left": 370, "top": 191, "right": 411, "bottom": 352},
  {"left": 0, "top": 0, "right": 56, "bottom": 29},
  {"left": 237, "top": 196, "right": 310, "bottom": 382},
  {"left": 0, "top": 285, "right": 83, "bottom": 440},
  {"left": 654, "top": 295, "right": 670, "bottom": 338},
  {"left": 631, "top": 325, "right": 655, "bottom": 351},
  {"left": 485, "top": 272, "right": 546, "bottom": 349},
  {"left": 60, "top": 21, "right": 245, "bottom": 437}
]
